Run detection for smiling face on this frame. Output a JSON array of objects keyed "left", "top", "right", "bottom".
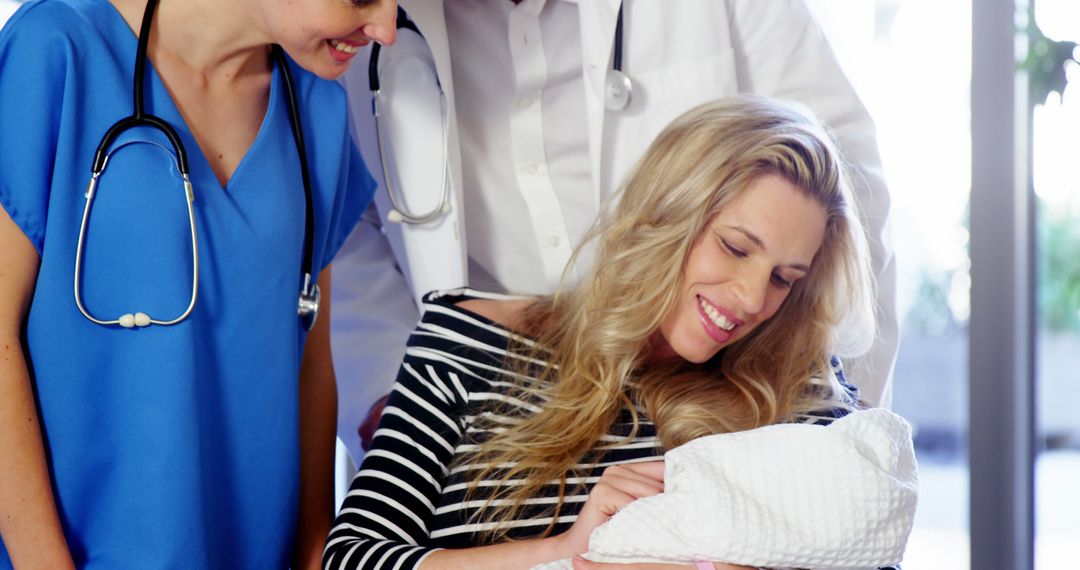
[
  {"left": 264, "top": 0, "right": 397, "bottom": 80},
  {"left": 652, "top": 173, "right": 829, "bottom": 364}
]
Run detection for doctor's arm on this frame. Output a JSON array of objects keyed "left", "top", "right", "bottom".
[
  {"left": 0, "top": 207, "right": 76, "bottom": 569},
  {"left": 294, "top": 266, "right": 339, "bottom": 570},
  {"left": 727, "top": 0, "right": 899, "bottom": 407}
]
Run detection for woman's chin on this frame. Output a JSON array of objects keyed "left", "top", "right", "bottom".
[
  {"left": 307, "top": 60, "right": 351, "bottom": 81},
  {"left": 669, "top": 342, "right": 721, "bottom": 365}
]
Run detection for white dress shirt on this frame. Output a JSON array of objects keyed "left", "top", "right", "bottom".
[{"left": 446, "top": 0, "right": 594, "bottom": 293}]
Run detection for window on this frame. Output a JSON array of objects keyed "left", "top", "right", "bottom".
[
  {"left": 1032, "top": 1, "right": 1080, "bottom": 567},
  {"left": 806, "top": 0, "right": 974, "bottom": 566}
]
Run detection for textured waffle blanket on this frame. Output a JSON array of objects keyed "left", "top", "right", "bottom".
[{"left": 533, "top": 408, "right": 918, "bottom": 570}]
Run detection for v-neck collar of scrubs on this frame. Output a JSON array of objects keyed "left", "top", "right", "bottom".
[{"left": 99, "top": 0, "right": 280, "bottom": 193}]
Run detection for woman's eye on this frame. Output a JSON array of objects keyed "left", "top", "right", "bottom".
[
  {"left": 771, "top": 273, "right": 793, "bottom": 289},
  {"left": 722, "top": 240, "right": 747, "bottom": 258}
]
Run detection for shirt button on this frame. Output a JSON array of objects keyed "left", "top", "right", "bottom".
[
  {"left": 548, "top": 236, "right": 561, "bottom": 248},
  {"left": 517, "top": 96, "right": 534, "bottom": 110},
  {"left": 523, "top": 163, "right": 539, "bottom": 175}
]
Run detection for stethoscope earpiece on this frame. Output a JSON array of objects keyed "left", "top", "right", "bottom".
[{"left": 117, "top": 313, "right": 152, "bottom": 328}]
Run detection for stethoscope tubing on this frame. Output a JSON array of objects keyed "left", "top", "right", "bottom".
[
  {"left": 271, "top": 44, "right": 317, "bottom": 299},
  {"left": 372, "top": 87, "right": 452, "bottom": 225},
  {"left": 93, "top": 0, "right": 189, "bottom": 177},
  {"left": 613, "top": 2, "right": 625, "bottom": 74},
  {"left": 74, "top": 170, "right": 199, "bottom": 327},
  {"left": 75, "top": 0, "right": 199, "bottom": 328},
  {"left": 74, "top": 0, "right": 319, "bottom": 331},
  {"left": 368, "top": 3, "right": 632, "bottom": 226},
  {"left": 604, "top": 3, "right": 633, "bottom": 111},
  {"left": 368, "top": 7, "right": 451, "bottom": 225}
]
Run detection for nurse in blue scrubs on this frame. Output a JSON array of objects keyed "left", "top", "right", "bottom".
[{"left": 0, "top": 0, "right": 395, "bottom": 568}]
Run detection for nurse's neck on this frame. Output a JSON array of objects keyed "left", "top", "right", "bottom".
[{"left": 109, "top": 0, "right": 271, "bottom": 81}]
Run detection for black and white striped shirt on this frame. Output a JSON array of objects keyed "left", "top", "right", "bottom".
[{"left": 323, "top": 289, "right": 879, "bottom": 570}]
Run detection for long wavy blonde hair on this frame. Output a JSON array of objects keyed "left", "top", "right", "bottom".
[{"left": 463, "top": 96, "right": 877, "bottom": 540}]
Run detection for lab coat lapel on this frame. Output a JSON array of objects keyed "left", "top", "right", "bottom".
[
  {"left": 398, "top": 0, "right": 468, "bottom": 280},
  {"left": 399, "top": 0, "right": 456, "bottom": 105},
  {"left": 577, "top": 0, "right": 620, "bottom": 204}
]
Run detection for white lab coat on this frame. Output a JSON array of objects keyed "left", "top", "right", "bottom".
[
  {"left": 1, "top": 1, "right": 22, "bottom": 30},
  {"left": 332, "top": 0, "right": 898, "bottom": 462}
]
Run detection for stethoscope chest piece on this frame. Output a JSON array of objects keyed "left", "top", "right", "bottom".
[
  {"left": 297, "top": 273, "right": 320, "bottom": 332},
  {"left": 604, "top": 69, "right": 633, "bottom": 112}
]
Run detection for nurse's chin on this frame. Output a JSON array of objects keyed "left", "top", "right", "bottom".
[
  {"left": 306, "top": 60, "right": 351, "bottom": 81},
  {"left": 281, "top": 50, "right": 351, "bottom": 81}
]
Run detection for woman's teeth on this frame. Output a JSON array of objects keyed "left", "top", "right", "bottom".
[
  {"left": 699, "top": 297, "right": 735, "bottom": 331},
  {"left": 330, "top": 40, "right": 359, "bottom": 54}
]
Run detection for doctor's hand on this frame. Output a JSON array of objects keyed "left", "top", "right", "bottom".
[
  {"left": 358, "top": 393, "right": 390, "bottom": 451},
  {"left": 570, "top": 559, "right": 757, "bottom": 570},
  {"left": 555, "top": 461, "right": 666, "bottom": 557}
]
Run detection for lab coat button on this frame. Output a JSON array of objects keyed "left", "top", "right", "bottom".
[
  {"left": 548, "top": 236, "right": 561, "bottom": 248},
  {"left": 523, "top": 163, "right": 539, "bottom": 175}
]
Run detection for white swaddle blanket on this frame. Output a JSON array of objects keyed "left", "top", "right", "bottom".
[{"left": 533, "top": 408, "right": 918, "bottom": 570}]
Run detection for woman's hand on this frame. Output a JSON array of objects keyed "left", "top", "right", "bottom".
[
  {"left": 571, "top": 558, "right": 757, "bottom": 570},
  {"left": 555, "top": 461, "right": 667, "bottom": 556}
]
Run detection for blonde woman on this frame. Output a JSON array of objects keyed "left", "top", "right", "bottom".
[{"left": 324, "top": 97, "right": 891, "bottom": 570}]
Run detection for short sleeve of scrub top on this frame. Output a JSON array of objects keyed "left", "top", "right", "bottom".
[{"left": 0, "top": 1, "right": 373, "bottom": 568}]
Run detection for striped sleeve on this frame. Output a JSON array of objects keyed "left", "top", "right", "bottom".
[
  {"left": 323, "top": 347, "right": 470, "bottom": 569},
  {"left": 795, "top": 355, "right": 862, "bottom": 425}
]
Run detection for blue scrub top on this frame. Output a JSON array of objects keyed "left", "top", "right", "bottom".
[{"left": 0, "top": 1, "right": 373, "bottom": 568}]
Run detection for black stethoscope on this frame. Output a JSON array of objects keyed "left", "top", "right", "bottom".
[
  {"left": 368, "top": 7, "right": 451, "bottom": 225},
  {"left": 605, "top": 3, "right": 633, "bottom": 111},
  {"left": 74, "top": 0, "right": 321, "bottom": 332},
  {"left": 364, "top": 3, "right": 632, "bottom": 225}
]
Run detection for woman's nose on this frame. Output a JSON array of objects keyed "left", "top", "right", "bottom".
[
  {"left": 362, "top": 1, "right": 397, "bottom": 46},
  {"left": 732, "top": 271, "right": 769, "bottom": 316}
]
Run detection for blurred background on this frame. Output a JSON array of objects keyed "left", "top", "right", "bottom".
[{"left": 805, "top": 0, "right": 1079, "bottom": 567}]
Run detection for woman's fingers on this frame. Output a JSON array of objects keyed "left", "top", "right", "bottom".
[
  {"left": 615, "top": 460, "right": 666, "bottom": 482},
  {"left": 595, "top": 465, "right": 664, "bottom": 502},
  {"left": 598, "top": 461, "right": 666, "bottom": 498},
  {"left": 582, "top": 480, "right": 636, "bottom": 519},
  {"left": 589, "top": 462, "right": 666, "bottom": 516},
  {"left": 558, "top": 462, "right": 667, "bottom": 554}
]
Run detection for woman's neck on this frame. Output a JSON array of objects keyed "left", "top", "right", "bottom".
[
  {"left": 455, "top": 298, "right": 536, "bottom": 335},
  {"left": 111, "top": 0, "right": 272, "bottom": 83}
]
